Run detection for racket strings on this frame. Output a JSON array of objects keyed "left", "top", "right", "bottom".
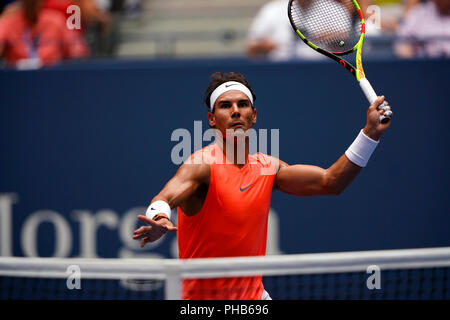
[{"left": 290, "top": 0, "right": 361, "bottom": 54}]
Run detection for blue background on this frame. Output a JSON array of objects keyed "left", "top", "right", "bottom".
[{"left": 1, "top": 58, "right": 449, "bottom": 258}]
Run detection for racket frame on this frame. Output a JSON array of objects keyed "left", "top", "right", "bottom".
[
  {"left": 287, "top": 0, "right": 391, "bottom": 123},
  {"left": 288, "top": 0, "right": 366, "bottom": 81}
]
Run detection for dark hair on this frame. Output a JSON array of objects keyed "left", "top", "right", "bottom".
[
  {"left": 22, "top": 0, "right": 44, "bottom": 26},
  {"left": 203, "top": 72, "right": 256, "bottom": 112}
]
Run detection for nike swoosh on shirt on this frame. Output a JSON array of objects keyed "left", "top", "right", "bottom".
[{"left": 239, "top": 184, "right": 252, "bottom": 192}]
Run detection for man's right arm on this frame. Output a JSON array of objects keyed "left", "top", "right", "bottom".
[
  {"left": 132, "top": 159, "right": 210, "bottom": 247},
  {"left": 152, "top": 159, "right": 210, "bottom": 211}
]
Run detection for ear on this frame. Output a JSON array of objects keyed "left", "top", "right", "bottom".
[
  {"left": 252, "top": 107, "right": 257, "bottom": 124},
  {"left": 208, "top": 111, "right": 216, "bottom": 128}
]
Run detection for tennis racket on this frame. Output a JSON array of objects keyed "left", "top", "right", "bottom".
[{"left": 287, "top": 0, "right": 392, "bottom": 123}]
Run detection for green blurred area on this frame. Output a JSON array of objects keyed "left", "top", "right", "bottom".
[{"left": 374, "top": 0, "right": 403, "bottom": 5}]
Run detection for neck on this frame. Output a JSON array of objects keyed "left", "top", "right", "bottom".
[{"left": 216, "top": 136, "right": 250, "bottom": 168}]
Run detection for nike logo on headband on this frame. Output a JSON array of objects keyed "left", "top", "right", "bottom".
[{"left": 210, "top": 81, "right": 254, "bottom": 111}]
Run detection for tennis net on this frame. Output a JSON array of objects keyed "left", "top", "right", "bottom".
[{"left": 1, "top": 247, "right": 449, "bottom": 300}]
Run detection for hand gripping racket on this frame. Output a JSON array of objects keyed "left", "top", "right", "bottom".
[{"left": 288, "top": 0, "right": 392, "bottom": 123}]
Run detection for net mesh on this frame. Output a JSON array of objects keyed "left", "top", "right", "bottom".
[
  {"left": 289, "top": 0, "right": 362, "bottom": 53},
  {"left": 1, "top": 247, "right": 450, "bottom": 300},
  {"left": 0, "top": 277, "right": 164, "bottom": 300},
  {"left": 1, "top": 268, "right": 449, "bottom": 300},
  {"left": 263, "top": 268, "right": 450, "bottom": 299}
]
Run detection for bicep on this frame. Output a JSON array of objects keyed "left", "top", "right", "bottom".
[
  {"left": 153, "top": 162, "right": 210, "bottom": 208},
  {"left": 275, "top": 163, "right": 327, "bottom": 196}
]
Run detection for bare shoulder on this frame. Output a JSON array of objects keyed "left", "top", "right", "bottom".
[
  {"left": 177, "top": 148, "right": 212, "bottom": 185},
  {"left": 253, "top": 154, "right": 288, "bottom": 190},
  {"left": 259, "top": 154, "right": 289, "bottom": 171},
  {"left": 265, "top": 156, "right": 288, "bottom": 190}
]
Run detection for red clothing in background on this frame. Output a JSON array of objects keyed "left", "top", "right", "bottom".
[{"left": 0, "top": 7, "right": 89, "bottom": 66}]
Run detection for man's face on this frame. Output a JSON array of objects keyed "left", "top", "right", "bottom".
[{"left": 208, "top": 90, "right": 257, "bottom": 138}]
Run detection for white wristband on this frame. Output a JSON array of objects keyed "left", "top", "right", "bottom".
[
  {"left": 145, "top": 200, "right": 171, "bottom": 220},
  {"left": 345, "top": 130, "right": 379, "bottom": 167}
]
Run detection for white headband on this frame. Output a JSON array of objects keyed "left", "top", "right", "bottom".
[{"left": 209, "top": 81, "right": 254, "bottom": 111}]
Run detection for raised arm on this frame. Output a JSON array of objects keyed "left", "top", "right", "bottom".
[
  {"left": 275, "top": 155, "right": 361, "bottom": 196},
  {"left": 275, "top": 96, "right": 392, "bottom": 196},
  {"left": 133, "top": 158, "right": 210, "bottom": 247}
]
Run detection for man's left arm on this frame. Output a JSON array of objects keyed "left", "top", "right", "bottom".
[{"left": 275, "top": 96, "right": 392, "bottom": 196}]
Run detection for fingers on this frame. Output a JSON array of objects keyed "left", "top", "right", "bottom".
[
  {"left": 379, "top": 101, "right": 390, "bottom": 112},
  {"left": 384, "top": 110, "right": 393, "bottom": 119},
  {"left": 133, "top": 226, "right": 146, "bottom": 234},
  {"left": 133, "top": 225, "right": 150, "bottom": 234},
  {"left": 167, "top": 226, "right": 178, "bottom": 232},
  {"left": 379, "top": 101, "right": 392, "bottom": 115},
  {"left": 133, "top": 215, "right": 178, "bottom": 247},
  {"left": 380, "top": 111, "right": 393, "bottom": 124},
  {"left": 138, "top": 215, "right": 157, "bottom": 226},
  {"left": 133, "top": 224, "right": 153, "bottom": 238},
  {"left": 133, "top": 227, "right": 151, "bottom": 240},
  {"left": 379, "top": 102, "right": 393, "bottom": 123},
  {"left": 141, "top": 237, "right": 150, "bottom": 248},
  {"left": 132, "top": 232, "right": 147, "bottom": 240},
  {"left": 371, "top": 96, "right": 393, "bottom": 123},
  {"left": 370, "top": 95, "right": 385, "bottom": 110}
]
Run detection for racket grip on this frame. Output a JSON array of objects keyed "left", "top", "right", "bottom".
[
  {"left": 359, "top": 77, "right": 377, "bottom": 104},
  {"left": 359, "top": 78, "right": 391, "bottom": 123}
]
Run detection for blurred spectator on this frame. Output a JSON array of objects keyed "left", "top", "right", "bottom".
[
  {"left": 246, "top": 0, "right": 325, "bottom": 61},
  {"left": 0, "top": 0, "right": 90, "bottom": 68},
  {"left": 0, "top": 0, "right": 14, "bottom": 14},
  {"left": 75, "top": 0, "right": 115, "bottom": 57},
  {"left": 361, "top": 0, "right": 399, "bottom": 57},
  {"left": 395, "top": 0, "right": 450, "bottom": 58},
  {"left": 246, "top": 0, "right": 384, "bottom": 61},
  {"left": 0, "top": 0, "right": 116, "bottom": 59},
  {"left": 402, "top": 0, "right": 421, "bottom": 17},
  {"left": 76, "top": 0, "right": 111, "bottom": 28},
  {"left": 123, "top": 0, "right": 142, "bottom": 19},
  {"left": 0, "top": 0, "right": 19, "bottom": 17},
  {"left": 364, "top": 0, "right": 400, "bottom": 35}
]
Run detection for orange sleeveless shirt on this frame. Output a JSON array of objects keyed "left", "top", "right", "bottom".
[{"left": 177, "top": 144, "right": 276, "bottom": 300}]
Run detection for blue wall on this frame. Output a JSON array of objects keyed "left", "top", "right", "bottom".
[{"left": 0, "top": 58, "right": 449, "bottom": 258}]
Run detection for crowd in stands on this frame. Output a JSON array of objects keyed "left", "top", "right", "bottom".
[
  {"left": 395, "top": 0, "right": 450, "bottom": 58},
  {"left": 0, "top": 0, "right": 135, "bottom": 68},
  {"left": 247, "top": 0, "right": 449, "bottom": 60},
  {"left": 0, "top": 0, "right": 448, "bottom": 68}
]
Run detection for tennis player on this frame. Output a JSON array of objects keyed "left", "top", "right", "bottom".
[{"left": 132, "top": 71, "right": 393, "bottom": 300}]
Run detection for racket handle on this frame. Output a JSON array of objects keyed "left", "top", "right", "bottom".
[{"left": 359, "top": 78, "right": 391, "bottom": 124}]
